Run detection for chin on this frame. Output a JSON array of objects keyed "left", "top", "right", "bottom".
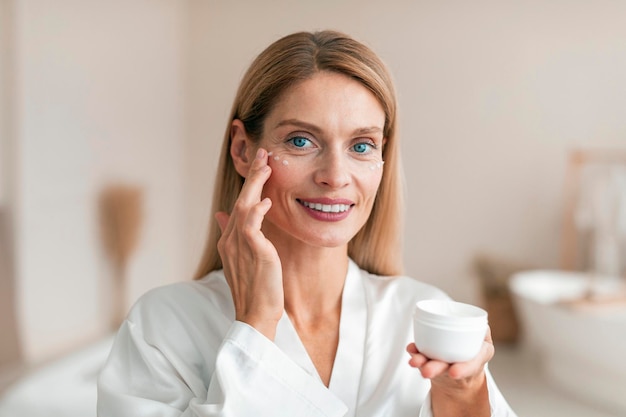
[
  {"left": 300, "top": 228, "right": 357, "bottom": 249},
  {"left": 263, "top": 214, "right": 362, "bottom": 249}
]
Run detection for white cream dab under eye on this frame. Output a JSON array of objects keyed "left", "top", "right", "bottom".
[{"left": 369, "top": 161, "right": 385, "bottom": 170}]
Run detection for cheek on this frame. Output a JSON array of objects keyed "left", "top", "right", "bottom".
[
  {"left": 366, "top": 171, "right": 383, "bottom": 200},
  {"left": 263, "top": 156, "right": 301, "bottom": 197},
  {"left": 360, "top": 171, "right": 384, "bottom": 208},
  {"left": 357, "top": 162, "right": 385, "bottom": 188}
]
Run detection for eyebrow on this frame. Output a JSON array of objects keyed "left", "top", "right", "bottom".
[{"left": 273, "top": 119, "right": 383, "bottom": 137}]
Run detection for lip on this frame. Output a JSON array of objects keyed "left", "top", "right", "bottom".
[
  {"left": 296, "top": 198, "right": 355, "bottom": 222},
  {"left": 299, "top": 197, "right": 355, "bottom": 206}
]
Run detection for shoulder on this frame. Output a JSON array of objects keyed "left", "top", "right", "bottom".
[
  {"left": 125, "top": 269, "right": 235, "bottom": 333},
  {"left": 102, "top": 271, "right": 234, "bottom": 389}
]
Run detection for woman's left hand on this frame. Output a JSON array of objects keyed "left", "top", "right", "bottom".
[{"left": 406, "top": 327, "right": 494, "bottom": 415}]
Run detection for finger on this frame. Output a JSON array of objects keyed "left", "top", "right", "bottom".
[
  {"left": 406, "top": 343, "right": 427, "bottom": 367},
  {"left": 408, "top": 353, "right": 428, "bottom": 369},
  {"left": 484, "top": 325, "right": 493, "bottom": 344},
  {"left": 418, "top": 360, "right": 450, "bottom": 379},
  {"left": 448, "top": 338, "right": 494, "bottom": 380},
  {"left": 241, "top": 198, "right": 273, "bottom": 253},
  {"left": 215, "top": 210, "right": 239, "bottom": 245},
  {"left": 237, "top": 148, "right": 271, "bottom": 207},
  {"left": 243, "top": 198, "right": 272, "bottom": 238},
  {"left": 406, "top": 343, "right": 419, "bottom": 355},
  {"left": 447, "top": 357, "right": 484, "bottom": 380},
  {"left": 215, "top": 211, "right": 230, "bottom": 233}
]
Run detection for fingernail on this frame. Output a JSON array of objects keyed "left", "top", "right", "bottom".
[{"left": 256, "top": 148, "right": 264, "bottom": 159}]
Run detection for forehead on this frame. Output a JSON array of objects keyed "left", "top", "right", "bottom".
[{"left": 265, "top": 71, "right": 385, "bottom": 134}]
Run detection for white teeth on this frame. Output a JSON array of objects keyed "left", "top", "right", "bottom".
[{"left": 302, "top": 201, "right": 350, "bottom": 213}]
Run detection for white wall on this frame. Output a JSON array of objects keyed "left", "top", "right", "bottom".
[
  {"left": 187, "top": 0, "right": 626, "bottom": 303},
  {"left": 10, "top": 0, "right": 188, "bottom": 363}
]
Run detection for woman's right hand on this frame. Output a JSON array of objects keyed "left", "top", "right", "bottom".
[{"left": 215, "top": 148, "right": 284, "bottom": 340}]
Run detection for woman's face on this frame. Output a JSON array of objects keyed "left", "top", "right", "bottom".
[{"left": 256, "top": 71, "right": 386, "bottom": 250}]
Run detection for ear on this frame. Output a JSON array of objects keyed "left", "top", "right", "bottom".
[{"left": 230, "top": 119, "right": 255, "bottom": 178}]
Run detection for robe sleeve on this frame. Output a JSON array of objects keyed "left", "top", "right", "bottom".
[
  {"left": 417, "top": 365, "right": 517, "bottom": 417},
  {"left": 97, "top": 320, "right": 348, "bottom": 417}
]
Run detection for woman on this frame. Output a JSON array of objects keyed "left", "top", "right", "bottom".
[{"left": 97, "top": 30, "right": 516, "bottom": 416}]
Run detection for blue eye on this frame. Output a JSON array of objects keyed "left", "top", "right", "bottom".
[
  {"left": 288, "top": 136, "right": 312, "bottom": 148},
  {"left": 353, "top": 143, "right": 372, "bottom": 154}
]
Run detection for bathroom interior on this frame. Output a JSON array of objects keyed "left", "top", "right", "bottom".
[{"left": 1, "top": 1, "right": 625, "bottom": 416}]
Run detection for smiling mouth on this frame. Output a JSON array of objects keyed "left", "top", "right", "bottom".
[{"left": 298, "top": 200, "right": 353, "bottom": 213}]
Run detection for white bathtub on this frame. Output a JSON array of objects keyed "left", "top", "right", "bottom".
[
  {"left": 509, "top": 270, "right": 626, "bottom": 415},
  {"left": 0, "top": 335, "right": 114, "bottom": 417}
]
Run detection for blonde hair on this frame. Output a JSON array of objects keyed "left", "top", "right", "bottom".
[{"left": 194, "top": 30, "right": 404, "bottom": 279}]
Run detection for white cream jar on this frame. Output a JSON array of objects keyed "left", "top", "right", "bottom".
[{"left": 413, "top": 299, "right": 488, "bottom": 363}]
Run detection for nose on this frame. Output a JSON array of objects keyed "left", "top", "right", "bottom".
[{"left": 313, "top": 149, "right": 351, "bottom": 189}]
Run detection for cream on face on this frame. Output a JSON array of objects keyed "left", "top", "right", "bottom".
[
  {"left": 268, "top": 151, "right": 290, "bottom": 166},
  {"left": 264, "top": 128, "right": 385, "bottom": 174},
  {"left": 268, "top": 151, "right": 383, "bottom": 171},
  {"left": 253, "top": 71, "right": 387, "bottom": 249}
]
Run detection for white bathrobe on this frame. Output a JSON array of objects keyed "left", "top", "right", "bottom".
[{"left": 97, "top": 260, "right": 516, "bottom": 417}]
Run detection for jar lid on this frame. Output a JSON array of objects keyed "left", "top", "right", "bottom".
[{"left": 414, "top": 299, "right": 488, "bottom": 328}]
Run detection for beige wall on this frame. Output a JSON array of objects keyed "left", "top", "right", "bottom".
[
  {"left": 0, "top": 0, "right": 10, "bottom": 207},
  {"left": 187, "top": 0, "right": 626, "bottom": 304},
  {"left": 8, "top": 0, "right": 188, "bottom": 364},
  {"left": 0, "top": 0, "right": 21, "bottom": 372},
  {"left": 3, "top": 0, "right": 626, "bottom": 363}
]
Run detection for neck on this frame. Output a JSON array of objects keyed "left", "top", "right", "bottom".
[{"left": 275, "top": 242, "right": 349, "bottom": 325}]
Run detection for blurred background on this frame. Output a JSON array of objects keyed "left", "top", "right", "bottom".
[{"left": 1, "top": 0, "right": 625, "bottom": 416}]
